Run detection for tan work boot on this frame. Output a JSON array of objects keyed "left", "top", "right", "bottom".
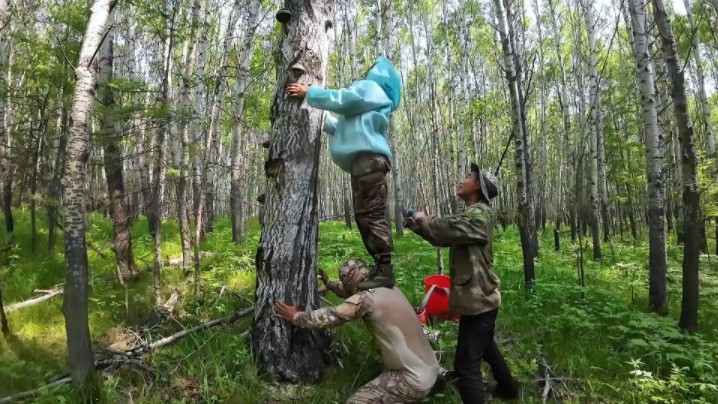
[{"left": 357, "top": 262, "right": 395, "bottom": 290}]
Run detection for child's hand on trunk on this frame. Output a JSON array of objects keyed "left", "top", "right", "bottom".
[{"left": 286, "top": 83, "right": 308, "bottom": 98}]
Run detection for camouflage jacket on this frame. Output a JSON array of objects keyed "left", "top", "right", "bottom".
[
  {"left": 414, "top": 202, "right": 501, "bottom": 315},
  {"left": 293, "top": 288, "right": 439, "bottom": 389}
]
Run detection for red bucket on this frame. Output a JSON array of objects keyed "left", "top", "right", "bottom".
[{"left": 423, "top": 275, "right": 457, "bottom": 319}]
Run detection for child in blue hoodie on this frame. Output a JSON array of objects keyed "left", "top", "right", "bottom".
[{"left": 287, "top": 57, "right": 401, "bottom": 290}]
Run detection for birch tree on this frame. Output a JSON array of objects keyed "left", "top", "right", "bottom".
[
  {"left": 627, "top": 0, "right": 667, "bottom": 315},
  {"left": 649, "top": 0, "right": 702, "bottom": 332},
  {"left": 230, "top": 0, "right": 261, "bottom": 243},
  {"left": 0, "top": 0, "right": 12, "bottom": 239},
  {"left": 584, "top": 0, "right": 603, "bottom": 260},
  {"left": 98, "top": 18, "right": 135, "bottom": 282},
  {"left": 63, "top": 0, "right": 117, "bottom": 396},
  {"left": 494, "top": 0, "right": 536, "bottom": 286},
  {"left": 194, "top": 0, "right": 241, "bottom": 294},
  {"left": 682, "top": 0, "right": 715, "bottom": 172},
  {"left": 175, "top": 0, "right": 201, "bottom": 271}
]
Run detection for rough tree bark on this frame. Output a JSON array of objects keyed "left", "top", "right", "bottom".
[
  {"left": 650, "top": 0, "right": 701, "bottom": 332},
  {"left": 494, "top": 0, "right": 536, "bottom": 286},
  {"left": 98, "top": 24, "right": 134, "bottom": 281},
  {"left": 230, "top": 0, "right": 261, "bottom": 243},
  {"left": 251, "top": 0, "right": 332, "bottom": 382},
  {"left": 628, "top": 0, "right": 667, "bottom": 315},
  {"left": 62, "top": 0, "right": 116, "bottom": 397}
]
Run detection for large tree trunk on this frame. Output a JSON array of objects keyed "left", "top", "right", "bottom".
[
  {"left": 585, "top": 0, "right": 602, "bottom": 260},
  {"left": 628, "top": 0, "right": 667, "bottom": 315},
  {"left": 252, "top": 0, "right": 332, "bottom": 382},
  {"left": 230, "top": 0, "right": 260, "bottom": 244},
  {"left": 494, "top": 0, "right": 535, "bottom": 286},
  {"left": 98, "top": 26, "right": 134, "bottom": 281},
  {"left": 63, "top": 0, "right": 116, "bottom": 397},
  {"left": 651, "top": 0, "right": 701, "bottom": 332}
]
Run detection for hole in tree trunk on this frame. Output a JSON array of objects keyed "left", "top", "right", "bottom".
[{"left": 264, "top": 158, "right": 284, "bottom": 178}]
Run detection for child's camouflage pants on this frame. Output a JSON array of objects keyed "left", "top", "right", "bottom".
[{"left": 350, "top": 153, "right": 393, "bottom": 260}]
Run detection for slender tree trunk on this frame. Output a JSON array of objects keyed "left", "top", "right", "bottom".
[
  {"left": 48, "top": 110, "right": 68, "bottom": 252},
  {"left": 137, "top": 94, "right": 154, "bottom": 233},
  {"left": 30, "top": 113, "right": 44, "bottom": 255},
  {"left": 628, "top": 0, "right": 667, "bottom": 315},
  {"left": 671, "top": 118, "right": 685, "bottom": 243},
  {"left": 230, "top": 0, "right": 260, "bottom": 243},
  {"left": 252, "top": 0, "right": 332, "bottom": 382},
  {"left": 341, "top": 1, "right": 355, "bottom": 230},
  {"left": 0, "top": 285, "right": 8, "bottom": 336},
  {"left": 98, "top": 24, "right": 134, "bottom": 281},
  {"left": 199, "top": 1, "right": 238, "bottom": 240},
  {"left": 194, "top": 0, "right": 240, "bottom": 293},
  {"left": 0, "top": 0, "right": 12, "bottom": 239},
  {"left": 584, "top": 0, "right": 602, "bottom": 260},
  {"left": 650, "top": 0, "right": 701, "bottom": 331},
  {"left": 152, "top": 4, "right": 176, "bottom": 306},
  {"left": 683, "top": 0, "right": 716, "bottom": 178},
  {"left": 381, "top": 0, "right": 403, "bottom": 237},
  {"left": 63, "top": 0, "right": 116, "bottom": 397},
  {"left": 176, "top": 0, "right": 200, "bottom": 270},
  {"left": 495, "top": 0, "right": 535, "bottom": 286}
]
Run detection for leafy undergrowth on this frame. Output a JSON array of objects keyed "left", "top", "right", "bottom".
[{"left": 1, "top": 209, "right": 717, "bottom": 403}]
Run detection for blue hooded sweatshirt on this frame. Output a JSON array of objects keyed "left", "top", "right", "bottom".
[{"left": 306, "top": 57, "right": 401, "bottom": 173}]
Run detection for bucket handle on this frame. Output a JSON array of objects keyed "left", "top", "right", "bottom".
[{"left": 416, "top": 284, "right": 451, "bottom": 313}]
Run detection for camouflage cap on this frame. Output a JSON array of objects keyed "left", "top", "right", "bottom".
[
  {"left": 471, "top": 163, "right": 498, "bottom": 203},
  {"left": 339, "top": 258, "right": 370, "bottom": 294}
]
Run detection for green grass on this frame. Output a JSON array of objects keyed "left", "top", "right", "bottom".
[{"left": 1, "top": 209, "right": 718, "bottom": 403}]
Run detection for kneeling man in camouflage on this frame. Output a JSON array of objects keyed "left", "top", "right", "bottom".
[{"left": 275, "top": 259, "right": 439, "bottom": 403}]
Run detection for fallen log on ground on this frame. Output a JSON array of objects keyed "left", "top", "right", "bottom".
[
  {"left": 6, "top": 286, "right": 64, "bottom": 313},
  {"left": 0, "top": 377, "right": 73, "bottom": 404},
  {"left": 5, "top": 253, "right": 215, "bottom": 314},
  {"left": 0, "top": 306, "right": 255, "bottom": 403},
  {"left": 122, "top": 307, "right": 255, "bottom": 357}
]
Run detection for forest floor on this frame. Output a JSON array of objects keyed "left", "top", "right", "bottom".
[{"left": 1, "top": 210, "right": 718, "bottom": 403}]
